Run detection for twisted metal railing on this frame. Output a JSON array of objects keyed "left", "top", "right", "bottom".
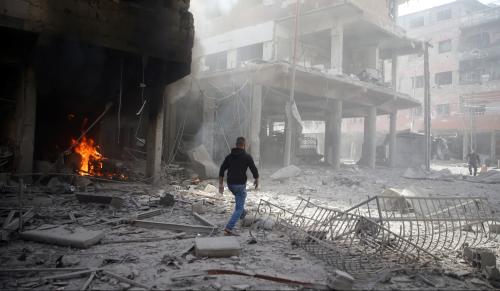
[{"left": 253, "top": 195, "right": 499, "bottom": 276}]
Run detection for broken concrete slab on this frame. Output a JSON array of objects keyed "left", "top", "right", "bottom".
[
  {"left": 195, "top": 236, "right": 241, "bottom": 258},
  {"left": 20, "top": 226, "right": 105, "bottom": 248},
  {"left": 327, "top": 269, "right": 354, "bottom": 290},
  {"left": 270, "top": 165, "right": 301, "bottom": 180},
  {"left": 187, "top": 145, "right": 219, "bottom": 178},
  {"left": 132, "top": 220, "right": 216, "bottom": 234},
  {"left": 193, "top": 212, "right": 215, "bottom": 227}
]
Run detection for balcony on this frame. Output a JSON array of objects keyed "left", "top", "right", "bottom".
[{"left": 460, "top": 7, "right": 500, "bottom": 30}]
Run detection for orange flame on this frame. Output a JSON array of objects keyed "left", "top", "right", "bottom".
[{"left": 71, "top": 136, "right": 103, "bottom": 176}]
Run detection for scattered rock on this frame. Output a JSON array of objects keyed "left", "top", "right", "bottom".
[
  {"left": 270, "top": 165, "right": 301, "bottom": 180},
  {"left": 192, "top": 201, "right": 206, "bottom": 214},
  {"left": 204, "top": 184, "right": 218, "bottom": 193},
  {"left": 59, "top": 255, "right": 80, "bottom": 267}
]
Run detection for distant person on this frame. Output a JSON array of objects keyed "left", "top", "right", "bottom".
[
  {"left": 219, "top": 137, "right": 259, "bottom": 236},
  {"left": 466, "top": 151, "right": 481, "bottom": 176}
]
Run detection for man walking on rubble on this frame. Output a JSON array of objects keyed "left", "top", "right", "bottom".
[
  {"left": 466, "top": 151, "right": 481, "bottom": 176},
  {"left": 219, "top": 137, "right": 259, "bottom": 236}
]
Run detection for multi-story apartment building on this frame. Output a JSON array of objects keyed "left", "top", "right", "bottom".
[
  {"left": 397, "top": 0, "right": 500, "bottom": 163},
  {"left": 180, "top": 0, "right": 424, "bottom": 169}
]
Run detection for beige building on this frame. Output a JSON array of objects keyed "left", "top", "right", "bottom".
[{"left": 397, "top": 0, "right": 500, "bottom": 163}]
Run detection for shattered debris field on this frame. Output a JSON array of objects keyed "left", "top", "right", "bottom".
[{"left": 1, "top": 163, "right": 500, "bottom": 290}]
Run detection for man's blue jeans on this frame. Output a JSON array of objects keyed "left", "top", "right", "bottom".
[{"left": 225, "top": 184, "right": 247, "bottom": 230}]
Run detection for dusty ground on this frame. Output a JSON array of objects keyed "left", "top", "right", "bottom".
[{"left": 1, "top": 162, "right": 499, "bottom": 290}]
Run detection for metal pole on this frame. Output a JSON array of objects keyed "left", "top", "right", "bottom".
[
  {"left": 283, "top": 0, "right": 301, "bottom": 166},
  {"left": 18, "top": 178, "right": 24, "bottom": 231},
  {"left": 423, "top": 42, "right": 431, "bottom": 171}
]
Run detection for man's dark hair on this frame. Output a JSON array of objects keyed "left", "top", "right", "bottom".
[{"left": 236, "top": 137, "right": 246, "bottom": 146}]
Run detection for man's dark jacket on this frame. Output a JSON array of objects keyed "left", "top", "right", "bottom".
[{"left": 219, "top": 148, "right": 259, "bottom": 185}]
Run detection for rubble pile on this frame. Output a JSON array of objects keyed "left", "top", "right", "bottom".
[{"left": 1, "top": 163, "right": 499, "bottom": 290}]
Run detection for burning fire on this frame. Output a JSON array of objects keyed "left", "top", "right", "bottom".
[{"left": 71, "top": 136, "right": 103, "bottom": 176}]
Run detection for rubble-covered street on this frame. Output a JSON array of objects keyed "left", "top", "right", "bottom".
[
  {"left": 2, "top": 0, "right": 500, "bottom": 290},
  {"left": 1, "top": 162, "right": 499, "bottom": 290}
]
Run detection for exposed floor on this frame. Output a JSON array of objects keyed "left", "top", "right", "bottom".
[{"left": 1, "top": 162, "right": 499, "bottom": 290}]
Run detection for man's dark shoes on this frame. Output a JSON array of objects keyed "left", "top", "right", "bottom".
[{"left": 224, "top": 228, "right": 240, "bottom": 236}]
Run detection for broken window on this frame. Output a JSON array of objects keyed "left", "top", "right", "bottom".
[
  {"left": 462, "top": 32, "right": 490, "bottom": 50},
  {"left": 435, "top": 71, "right": 453, "bottom": 86},
  {"left": 205, "top": 51, "right": 228, "bottom": 71},
  {"left": 436, "top": 8, "right": 452, "bottom": 21},
  {"left": 435, "top": 104, "right": 450, "bottom": 116},
  {"left": 438, "top": 40, "right": 452, "bottom": 54},
  {"left": 409, "top": 16, "right": 424, "bottom": 28},
  {"left": 412, "top": 75, "right": 424, "bottom": 88}
]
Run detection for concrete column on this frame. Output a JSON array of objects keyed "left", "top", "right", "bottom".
[
  {"left": 227, "top": 49, "right": 237, "bottom": 69},
  {"left": 202, "top": 93, "right": 216, "bottom": 157},
  {"left": 491, "top": 131, "right": 497, "bottom": 164},
  {"left": 163, "top": 94, "right": 176, "bottom": 163},
  {"left": 263, "top": 41, "right": 274, "bottom": 61},
  {"left": 250, "top": 84, "right": 263, "bottom": 166},
  {"left": 330, "top": 25, "right": 343, "bottom": 74},
  {"left": 364, "top": 107, "right": 377, "bottom": 169},
  {"left": 146, "top": 86, "right": 165, "bottom": 184},
  {"left": 325, "top": 99, "right": 343, "bottom": 169},
  {"left": 14, "top": 65, "right": 37, "bottom": 179},
  {"left": 389, "top": 112, "right": 397, "bottom": 167}
]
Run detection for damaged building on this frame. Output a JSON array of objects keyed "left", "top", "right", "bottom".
[
  {"left": 397, "top": 0, "right": 500, "bottom": 164},
  {"left": 178, "top": 0, "right": 423, "bottom": 170},
  {"left": 0, "top": 0, "right": 194, "bottom": 182}
]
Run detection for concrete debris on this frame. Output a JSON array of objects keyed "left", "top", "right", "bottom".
[
  {"left": 20, "top": 226, "right": 105, "bottom": 248},
  {"left": 270, "top": 165, "right": 301, "bottom": 180},
  {"left": 47, "top": 177, "right": 75, "bottom": 194},
  {"left": 463, "top": 246, "right": 496, "bottom": 269},
  {"left": 402, "top": 167, "right": 428, "bottom": 179},
  {"left": 187, "top": 145, "right": 219, "bottom": 178},
  {"left": 195, "top": 237, "right": 241, "bottom": 258},
  {"left": 380, "top": 188, "right": 413, "bottom": 213},
  {"left": 204, "top": 184, "right": 218, "bottom": 193},
  {"left": 58, "top": 255, "right": 81, "bottom": 267},
  {"left": 191, "top": 201, "right": 206, "bottom": 214},
  {"left": 327, "top": 270, "right": 354, "bottom": 290}
]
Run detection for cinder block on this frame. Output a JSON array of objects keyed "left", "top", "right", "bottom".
[
  {"left": 21, "top": 226, "right": 104, "bottom": 249},
  {"left": 195, "top": 237, "right": 241, "bottom": 258}
]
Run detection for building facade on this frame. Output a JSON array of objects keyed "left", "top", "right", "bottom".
[
  {"left": 397, "top": 0, "right": 500, "bottom": 163},
  {"left": 183, "top": 0, "right": 422, "bottom": 169}
]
